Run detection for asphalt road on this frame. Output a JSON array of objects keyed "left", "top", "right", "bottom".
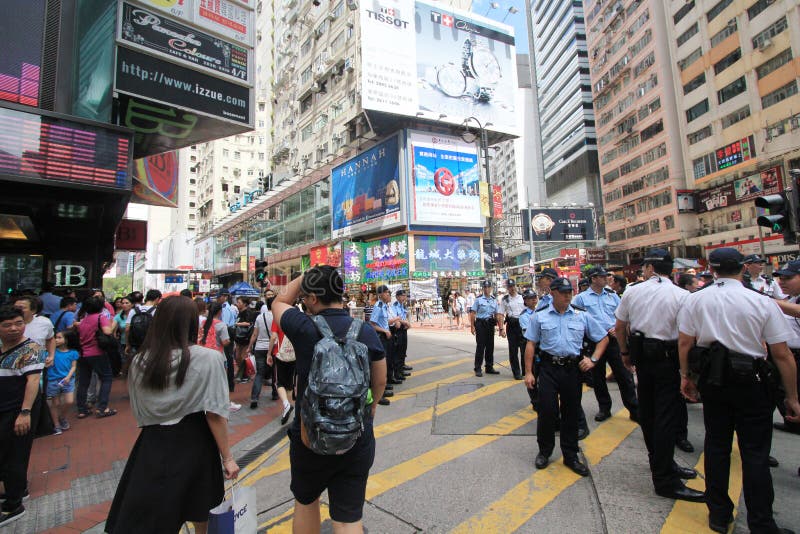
[{"left": 241, "top": 329, "right": 800, "bottom": 533}]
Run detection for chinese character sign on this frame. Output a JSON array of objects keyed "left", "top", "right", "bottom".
[
  {"left": 492, "top": 185, "right": 502, "bottom": 219},
  {"left": 363, "top": 235, "right": 409, "bottom": 281},
  {"left": 413, "top": 235, "right": 482, "bottom": 273},
  {"left": 343, "top": 241, "right": 363, "bottom": 283},
  {"left": 479, "top": 181, "right": 490, "bottom": 217},
  {"left": 331, "top": 136, "right": 403, "bottom": 238},
  {"left": 715, "top": 135, "right": 755, "bottom": 171}
]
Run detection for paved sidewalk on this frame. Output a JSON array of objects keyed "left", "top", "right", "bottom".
[{"left": 8, "top": 376, "right": 287, "bottom": 534}]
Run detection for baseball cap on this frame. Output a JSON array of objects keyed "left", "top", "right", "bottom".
[
  {"left": 643, "top": 248, "right": 673, "bottom": 265},
  {"left": 505, "top": 279, "right": 516, "bottom": 287},
  {"left": 395, "top": 289, "right": 406, "bottom": 297},
  {"left": 587, "top": 266, "right": 608, "bottom": 277},
  {"left": 522, "top": 290, "right": 538, "bottom": 299},
  {"left": 708, "top": 248, "right": 744, "bottom": 269},
  {"left": 742, "top": 254, "right": 766, "bottom": 264},
  {"left": 481, "top": 280, "right": 493, "bottom": 288},
  {"left": 537, "top": 268, "right": 559, "bottom": 279},
  {"left": 774, "top": 260, "right": 800, "bottom": 277},
  {"left": 550, "top": 277, "right": 575, "bottom": 292},
  {"left": 376, "top": 285, "right": 390, "bottom": 294}
]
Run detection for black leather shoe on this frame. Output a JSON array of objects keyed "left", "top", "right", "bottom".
[
  {"left": 403, "top": 365, "right": 413, "bottom": 371},
  {"left": 384, "top": 385, "right": 393, "bottom": 390},
  {"left": 675, "top": 439, "right": 695, "bottom": 453},
  {"left": 400, "top": 371, "right": 411, "bottom": 377},
  {"left": 769, "top": 455, "right": 779, "bottom": 468},
  {"left": 564, "top": 458, "right": 590, "bottom": 477},
  {"left": 629, "top": 411, "right": 639, "bottom": 424},
  {"left": 377, "top": 398, "right": 390, "bottom": 406},
  {"left": 394, "top": 375, "right": 406, "bottom": 382},
  {"left": 535, "top": 453, "right": 549, "bottom": 469},
  {"left": 774, "top": 421, "right": 800, "bottom": 434},
  {"left": 485, "top": 368, "right": 500, "bottom": 375},
  {"left": 776, "top": 528, "right": 795, "bottom": 534},
  {"left": 513, "top": 374, "right": 523, "bottom": 380},
  {"left": 708, "top": 516, "right": 733, "bottom": 533},
  {"left": 475, "top": 370, "right": 483, "bottom": 377},
  {"left": 577, "top": 427, "right": 590, "bottom": 441},
  {"left": 594, "top": 410, "right": 611, "bottom": 422},
  {"left": 656, "top": 485, "right": 705, "bottom": 503},
  {"left": 387, "top": 378, "right": 403, "bottom": 385},
  {"left": 383, "top": 391, "right": 394, "bottom": 398},
  {"left": 674, "top": 466, "right": 697, "bottom": 480}
]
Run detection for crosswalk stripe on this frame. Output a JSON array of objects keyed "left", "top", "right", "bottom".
[
  {"left": 661, "top": 443, "right": 743, "bottom": 533},
  {"left": 449, "top": 409, "right": 637, "bottom": 534},
  {"left": 242, "top": 378, "right": 521, "bottom": 485},
  {"left": 259, "top": 406, "right": 539, "bottom": 532}
]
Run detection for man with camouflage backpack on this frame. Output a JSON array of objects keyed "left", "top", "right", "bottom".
[{"left": 272, "top": 266, "right": 387, "bottom": 532}]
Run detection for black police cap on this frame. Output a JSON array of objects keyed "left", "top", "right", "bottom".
[
  {"left": 643, "top": 248, "right": 673, "bottom": 265},
  {"left": 481, "top": 280, "right": 493, "bottom": 288},
  {"left": 708, "top": 248, "right": 744, "bottom": 269},
  {"left": 522, "top": 289, "right": 538, "bottom": 299},
  {"left": 550, "top": 277, "right": 574, "bottom": 292}
]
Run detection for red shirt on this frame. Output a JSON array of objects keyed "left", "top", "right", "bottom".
[{"left": 77, "top": 313, "right": 112, "bottom": 357}]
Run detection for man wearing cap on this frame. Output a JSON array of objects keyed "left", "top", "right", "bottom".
[
  {"left": 390, "top": 290, "right": 412, "bottom": 380},
  {"left": 615, "top": 249, "right": 704, "bottom": 503},
  {"left": 497, "top": 279, "right": 527, "bottom": 380},
  {"left": 469, "top": 281, "right": 499, "bottom": 377},
  {"left": 573, "top": 266, "right": 639, "bottom": 423},
  {"left": 774, "top": 260, "right": 800, "bottom": 435},
  {"left": 744, "top": 254, "right": 785, "bottom": 298},
  {"left": 678, "top": 247, "right": 800, "bottom": 533},
  {"left": 535, "top": 268, "right": 559, "bottom": 309},
  {"left": 523, "top": 277, "right": 609, "bottom": 476},
  {"left": 370, "top": 285, "right": 397, "bottom": 406}
]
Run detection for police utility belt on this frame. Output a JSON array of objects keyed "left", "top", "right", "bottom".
[
  {"left": 505, "top": 316, "right": 520, "bottom": 326},
  {"left": 688, "top": 342, "right": 781, "bottom": 399},
  {"left": 476, "top": 317, "right": 496, "bottom": 326},
  {"left": 540, "top": 351, "right": 580, "bottom": 366},
  {"left": 628, "top": 332, "right": 678, "bottom": 365}
]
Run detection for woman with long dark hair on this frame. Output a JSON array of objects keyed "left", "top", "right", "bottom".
[
  {"left": 199, "top": 302, "right": 240, "bottom": 412},
  {"left": 106, "top": 296, "right": 238, "bottom": 534}
]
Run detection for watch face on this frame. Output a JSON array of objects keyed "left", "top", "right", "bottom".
[
  {"left": 471, "top": 47, "right": 501, "bottom": 84},
  {"left": 436, "top": 64, "right": 466, "bottom": 97}
]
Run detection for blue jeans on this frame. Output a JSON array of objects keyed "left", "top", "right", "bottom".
[
  {"left": 77, "top": 355, "right": 113, "bottom": 413},
  {"left": 251, "top": 349, "right": 277, "bottom": 401}
]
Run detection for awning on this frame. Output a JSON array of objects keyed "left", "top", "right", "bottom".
[{"left": 673, "top": 258, "right": 701, "bottom": 269}]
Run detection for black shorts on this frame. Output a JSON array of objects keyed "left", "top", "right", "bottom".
[
  {"left": 274, "top": 358, "right": 295, "bottom": 390},
  {"left": 289, "top": 424, "right": 375, "bottom": 523}
]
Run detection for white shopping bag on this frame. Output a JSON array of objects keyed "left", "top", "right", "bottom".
[{"left": 208, "top": 484, "right": 257, "bottom": 534}]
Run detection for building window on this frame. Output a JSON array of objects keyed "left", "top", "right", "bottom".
[
  {"left": 234, "top": 151, "right": 241, "bottom": 160},
  {"left": 674, "top": 1, "right": 695, "bottom": 24},
  {"left": 683, "top": 72, "right": 706, "bottom": 95},
  {"left": 300, "top": 94, "right": 312, "bottom": 114},
  {"left": 678, "top": 48, "right": 702, "bottom": 71},
  {"left": 693, "top": 152, "right": 717, "bottom": 179},
  {"left": 747, "top": 0, "right": 776, "bottom": 21},
  {"left": 649, "top": 218, "right": 661, "bottom": 233},
  {"left": 752, "top": 15, "right": 787, "bottom": 50},
  {"left": 710, "top": 18, "right": 738, "bottom": 47},
  {"left": 640, "top": 119, "right": 664, "bottom": 142},
  {"left": 761, "top": 80, "right": 798, "bottom": 109},
  {"left": 301, "top": 38, "right": 312, "bottom": 56},
  {"left": 634, "top": 52, "right": 655, "bottom": 77},
  {"left": 331, "top": 31, "right": 345, "bottom": 51},
  {"left": 637, "top": 97, "right": 661, "bottom": 121},
  {"left": 707, "top": 0, "right": 733, "bottom": 23},
  {"left": 223, "top": 149, "right": 229, "bottom": 158},
  {"left": 686, "top": 99, "right": 709, "bottom": 122},
  {"left": 721, "top": 106, "right": 750, "bottom": 128},
  {"left": 713, "top": 48, "right": 741, "bottom": 74},
  {"left": 717, "top": 76, "right": 746, "bottom": 104},
  {"left": 756, "top": 48, "right": 792, "bottom": 79},
  {"left": 234, "top": 186, "right": 240, "bottom": 194},
  {"left": 642, "top": 142, "right": 667, "bottom": 164},
  {"left": 301, "top": 123, "right": 313, "bottom": 140},
  {"left": 665, "top": 215, "right": 675, "bottom": 230},
  {"left": 677, "top": 23, "right": 699, "bottom": 47},
  {"left": 687, "top": 125, "right": 713, "bottom": 145},
  {"left": 301, "top": 66, "right": 312, "bottom": 84},
  {"left": 332, "top": 1, "right": 344, "bottom": 18}
]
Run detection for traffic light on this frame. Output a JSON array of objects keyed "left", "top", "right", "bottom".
[
  {"left": 254, "top": 259, "right": 268, "bottom": 288},
  {"left": 755, "top": 193, "right": 797, "bottom": 244}
]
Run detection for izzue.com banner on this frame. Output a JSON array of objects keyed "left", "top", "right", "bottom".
[{"left": 115, "top": 46, "right": 251, "bottom": 125}]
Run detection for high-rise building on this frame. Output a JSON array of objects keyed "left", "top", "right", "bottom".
[
  {"left": 586, "top": 0, "right": 689, "bottom": 265},
  {"left": 668, "top": 0, "right": 800, "bottom": 261},
  {"left": 528, "top": 0, "right": 601, "bottom": 207}
]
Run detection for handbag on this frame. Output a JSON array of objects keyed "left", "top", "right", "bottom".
[
  {"left": 95, "top": 315, "right": 118, "bottom": 352},
  {"left": 208, "top": 483, "right": 257, "bottom": 534},
  {"left": 276, "top": 335, "right": 296, "bottom": 363}
]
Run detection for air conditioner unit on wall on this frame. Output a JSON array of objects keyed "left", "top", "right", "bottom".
[{"left": 759, "top": 38, "right": 773, "bottom": 51}]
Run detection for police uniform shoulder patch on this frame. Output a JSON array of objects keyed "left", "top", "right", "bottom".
[
  {"left": 535, "top": 303, "right": 549, "bottom": 313},
  {"left": 503, "top": 294, "right": 510, "bottom": 303},
  {"left": 603, "top": 287, "right": 615, "bottom": 293},
  {"left": 570, "top": 303, "right": 587, "bottom": 312}
]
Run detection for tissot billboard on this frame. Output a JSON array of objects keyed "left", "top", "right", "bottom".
[
  {"left": 359, "top": 0, "right": 518, "bottom": 135},
  {"left": 522, "top": 208, "right": 596, "bottom": 242}
]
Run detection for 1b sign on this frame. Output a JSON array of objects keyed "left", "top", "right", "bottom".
[
  {"left": 116, "top": 219, "right": 148, "bottom": 251},
  {"left": 49, "top": 261, "right": 92, "bottom": 288}
]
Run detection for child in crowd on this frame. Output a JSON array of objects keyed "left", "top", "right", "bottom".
[{"left": 47, "top": 329, "right": 80, "bottom": 435}]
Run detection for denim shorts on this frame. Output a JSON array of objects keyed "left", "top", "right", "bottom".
[{"left": 46, "top": 378, "right": 75, "bottom": 399}]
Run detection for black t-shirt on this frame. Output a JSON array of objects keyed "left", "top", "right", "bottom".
[{"left": 280, "top": 307, "right": 385, "bottom": 435}]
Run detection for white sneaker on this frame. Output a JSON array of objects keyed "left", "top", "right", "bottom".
[
  {"left": 280, "top": 404, "right": 294, "bottom": 425},
  {"left": 229, "top": 402, "right": 241, "bottom": 412},
  {"left": 53, "top": 426, "right": 62, "bottom": 435}
]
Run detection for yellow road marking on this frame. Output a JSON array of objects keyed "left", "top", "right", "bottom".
[
  {"left": 450, "top": 409, "right": 637, "bottom": 534},
  {"left": 260, "top": 406, "right": 538, "bottom": 532},
  {"left": 661, "top": 442, "right": 743, "bottom": 533},
  {"left": 243, "top": 377, "right": 520, "bottom": 485}
]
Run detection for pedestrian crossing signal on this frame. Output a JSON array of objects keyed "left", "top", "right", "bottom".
[
  {"left": 755, "top": 193, "right": 796, "bottom": 244},
  {"left": 255, "top": 259, "right": 268, "bottom": 288}
]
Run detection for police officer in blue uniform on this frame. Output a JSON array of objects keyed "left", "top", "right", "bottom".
[
  {"left": 535, "top": 268, "right": 559, "bottom": 308},
  {"left": 369, "top": 285, "right": 396, "bottom": 405},
  {"left": 573, "top": 266, "right": 639, "bottom": 422},
  {"left": 520, "top": 290, "right": 540, "bottom": 409},
  {"left": 524, "top": 278, "right": 609, "bottom": 476},
  {"left": 470, "top": 280, "right": 499, "bottom": 377},
  {"left": 390, "top": 290, "right": 412, "bottom": 379}
]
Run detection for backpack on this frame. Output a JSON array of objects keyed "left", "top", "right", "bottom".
[
  {"left": 127, "top": 306, "right": 155, "bottom": 348},
  {"left": 300, "top": 315, "right": 370, "bottom": 455}
]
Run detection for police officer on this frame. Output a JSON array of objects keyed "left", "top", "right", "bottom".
[
  {"left": 497, "top": 279, "right": 526, "bottom": 380},
  {"left": 390, "top": 290, "right": 413, "bottom": 379},
  {"left": 773, "top": 260, "right": 800, "bottom": 435},
  {"left": 469, "top": 280, "right": 499, "bottom": 377},
  {"left": 369, "top": 285, "right": 397, "bottom": 405},
  {"left": 524, "top": 278, "right": 608, "bottom": 476},
  {"left": 743, "top": 254, "right": 785, "bottom": 298},
  {"left": 615, "top": 249, "right": 704, "bottom": 503},
  {"left": 519, "top": 290, "right": 540, "bottom": 409},
  {"left": 574, "top": 266, "right": 639, "bottom": 422},
  {"left": 678, "top": 248, "right": 800, "bottom": 533},
  {"left": 535, "top": 268, "right": 559, "bottom": 308}
]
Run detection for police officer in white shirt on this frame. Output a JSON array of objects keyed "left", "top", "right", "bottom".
[
  {"left": 743, "top": 254, "right": 785, "bottom": 298},
  {"left": 497, "top": 279, "right": 527, "bottom": 380},
  {"left": 678, "top": 247, "right": 800, "bottom": 534},
  {"left": 615, "top": 249, "right": 703, "bottom": 503},
  {"left": 774, "top": 259, "right": 800, "bottom": 435}
]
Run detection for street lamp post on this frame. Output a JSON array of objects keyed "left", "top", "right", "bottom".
[{"left": 463, "top": 116, "right": 495, "bottom": 276}]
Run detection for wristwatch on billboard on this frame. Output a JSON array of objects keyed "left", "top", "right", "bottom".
[{"left": 435, "top": 37, "right": 501, "bottom": 102}]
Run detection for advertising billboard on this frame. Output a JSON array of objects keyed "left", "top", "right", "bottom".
[
  {"left": 118, "top": 2, "right": 251, "bottom": 85},
  {"left": 309, "top": 243, "right": 342, "bottom": 267},
  {"left": 521, "top": 208, "right": 596, "bottom": 242},
  {"left": 407, "top": 131, "right": 481, "bottom": 227},
  {"left": 363, "top": 235, "right": 409, "bottom": 281},
  {"left": 331, "top": 135, "right": 404, "bottom": 238},
  {"left": 696, "top": 166, "right": 784, "bottom": 213},
  {"left": 0, "top": 0, "right": 44, "bottom": 107},
  {"left": 115, "top": 46, "right": 251, "bottom": 126},
  {"left": 343, "top": 241, "right": 363, "bottom": 283},
  {"left": 715, "top": 135, "right": 755, "bottom": 171},
  {"left": 412, "top": 235, "right": 483, "bottom": 277},
  {"left": 133, "top": 0, "right": 254, "bottom": 46},
  {"left": 194, "top": 237, "right": 215, "bottom": 271},
  {"left": 359, "top": 0, "right": 517, "bottom": 135},
  {"left": 132, "top": 150, "right": 179, "bottom": 207}
]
